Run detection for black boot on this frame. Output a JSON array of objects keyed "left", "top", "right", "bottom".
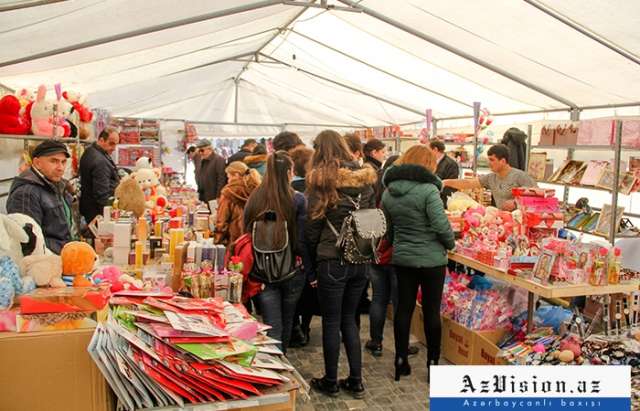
[
  {"left": 394, "top": 356, "right": 411, "bottom": 381},
  {"left": 339, "top": 377, "right": 365, "bottom": 399},
  {"left": 310, "top": 377, "right": 339, "bottom": 397},
  {"left": 289, "top": 324, "right": 306, "bottom": 348}
]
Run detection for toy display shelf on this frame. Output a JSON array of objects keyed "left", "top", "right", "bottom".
[{"left": 448, "top": 252, "right": 639, "bottom": 333}]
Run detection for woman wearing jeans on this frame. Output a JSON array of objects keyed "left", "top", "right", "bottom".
[
  {"left": 381, "top": 145, "right": 455, "bottom": 383},
  {"left": 244, "top": 151, "right": 307, "bottom": 354},
  {"left": 305, "top": 130, "right": 376, "bottom": 399}
]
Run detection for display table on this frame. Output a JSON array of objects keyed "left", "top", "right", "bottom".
[
  {"left": 0, "top": 328, "right": 111, "bottom": 411},
  {"left": 448, "top": 252, "right": 640, "bottom": 332}
]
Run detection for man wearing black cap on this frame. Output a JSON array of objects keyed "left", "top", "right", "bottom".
[
  {"left": 227, "top": 138, "right": 257, "bottom": 165},
  {"left": 7, "top": 140, "right": 75, "bottom": 254},
  {"left": 79, "top": 127, "right": 120, "bottom": 224},
  {"left": 196, "top": 139, "right": 227, "bottom": 203}
]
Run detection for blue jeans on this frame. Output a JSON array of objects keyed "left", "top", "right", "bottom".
[
  {"left": 256, "top": 272, "right": 305, "bottom": 354},
  {"left": 317, "top": 260, "right": 369, "bottom": 382},
  {"left": 369, "top": 264, "right": 398, "bottom": 345}
]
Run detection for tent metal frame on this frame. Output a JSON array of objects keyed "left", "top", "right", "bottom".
[
  {"left": 524, "top": 0, "right": 640, "bottom": 68},
  {"left": 0, "top": 0, "right": 64, "bottom": 12},
  {"left": 336, "top": 0, "right": 578, "bottom": 109},
  {"left": 286, "top": 28, "right": 472, "bottom": 108},
  {"left": 0, "top": 0, "right": 285, "bottom": 68},
  {"left": 261, "top": 53, "right": 425, "bottom": 117}
]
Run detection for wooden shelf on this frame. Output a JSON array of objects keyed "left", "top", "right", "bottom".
[
  {"left": 448, "top": 252, "right": 639, "bottom": 298},
  {"left": 532, "top": 144, "right": 638, "bottom": 151},
  {"left": 536, "top": 180, "right": 622, "bottom": 194}
]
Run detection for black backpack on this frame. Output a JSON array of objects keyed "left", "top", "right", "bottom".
[
  {"left": 327, "top": 195, "right": 387, "bottom": 264},
  {"left": 250, "top": 211, "right": 297, "bottom": 283}
]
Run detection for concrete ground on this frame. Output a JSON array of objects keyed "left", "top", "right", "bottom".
[{"left": 287, "top": 315, "right": 430, "bottom": 411}]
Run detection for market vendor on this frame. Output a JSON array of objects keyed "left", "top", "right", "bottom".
[
  {"left": 442, "top": 144, "right": 537, "bottom": 211},
  {"left": 79, "top": 127, "right": 120, "bottom": 224},
  {"left": 6, "top": 140, "right": 75, "bottom": 254}
]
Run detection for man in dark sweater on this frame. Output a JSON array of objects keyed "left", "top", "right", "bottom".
[{"left": 430, "top": 139, "right": 459, "bottom": 207}]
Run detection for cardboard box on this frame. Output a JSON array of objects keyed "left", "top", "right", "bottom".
[
  {"left": 410, "top": 303, "right": 426, "bottom": 346},
  {"left": 0, "top": 328, "right": 111, "bottom": 411},
  {"left": 442, "top": 316, "right": 474, "bottom": 365},
  {"left": 472, "top": 328, "right": 509, "bottom": 365}
]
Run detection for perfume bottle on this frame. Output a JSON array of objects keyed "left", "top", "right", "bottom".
[
  {"left": 589, "top": 247, "right": 609, "bottom": 286},
  {"left": 607, "top": 247, "right": 621, "bottom": 285}
]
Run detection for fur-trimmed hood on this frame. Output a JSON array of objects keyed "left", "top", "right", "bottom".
[
  {"left": 336, "top": 163, "right": 377, "bottom": 188},
  {"left": 383, "top": 163, "right": 442, "bottom": 195},
  {"left": 243, "top": 154, "right": 267, "bottom": 166}
]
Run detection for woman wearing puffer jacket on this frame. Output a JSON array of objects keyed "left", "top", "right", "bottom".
[
  {"left": 305, "top": 130, "right": 376, "bottom": 399},
  {"left": 381, "top": 145, "right": 455, "bottom": 383}
]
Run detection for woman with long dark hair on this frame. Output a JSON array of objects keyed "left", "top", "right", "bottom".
[
  {"left": 381, "top": 145, "right": 455, "bottom": 382},
  {"left": 244, "top": 151, "right": 307, "bottom": 353},
  {"left": 305, "top": 130, "right": 376, "bottom": 399}
]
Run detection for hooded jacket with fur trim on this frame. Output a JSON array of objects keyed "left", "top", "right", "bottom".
[
  {"left": 214, "top": 178, "right": 259, "bottom": 246},
  {"left": 381, "top": 163, "right": 455, "bottom": 268},
  {"left": 305, "top": 162, "right": 377, "bottom": 264}
]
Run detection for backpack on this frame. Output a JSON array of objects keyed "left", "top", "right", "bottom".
[
  {"left": 250, "top": 211, "right": 297, "bottom": 284},
  {"left": 224, "top": 234, "right": 261, "bottom": 302},
  {"left": 327, "top": 194, "right": 387, "bottom": 264}
]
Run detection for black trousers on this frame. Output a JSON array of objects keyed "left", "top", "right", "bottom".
[{"left": 393, "top": 265, "right": 446, "bottom": 360}]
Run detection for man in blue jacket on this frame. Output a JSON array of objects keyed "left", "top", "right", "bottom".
[{"left": 7, "top": 140, "right": 75, "bottom": 254}]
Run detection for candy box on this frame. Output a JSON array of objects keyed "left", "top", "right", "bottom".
[{"left": 512, "top": 187, "right": 556, "bottom": 198}]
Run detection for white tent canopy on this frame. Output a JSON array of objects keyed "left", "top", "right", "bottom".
[{"left": 1, "top": 0, "right": 639, "bottom": 127}]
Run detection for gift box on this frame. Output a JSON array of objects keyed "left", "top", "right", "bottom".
[
  {"left": 523, "top": 211, "right": 564, "bottom": 229},
  {"left": 516, "top": 196, "right": 560, "bottom": 213},
  {"left": 512, "top": 187, "right": 556, "bottom": 198},
  {"left": 577, "top": 118, "right": 614, "bottom": 145},
  {"left": 554, "top": 123, "right": 578, "bottom": 146},
  {"left": 16, "top": 312, "right": 98, "bottom": 333},
  {"left": 18, "top": 287, "right": 111, "bottom": 314},
  {"left": 539, "top": 126, "right": 555, "bottom": 145}
]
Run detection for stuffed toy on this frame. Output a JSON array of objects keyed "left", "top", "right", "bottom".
[
  {"left": 60, "top": 241, "right": 97, "bottom": 287},
  {"left": 63, "top": 90, "right": 93, "bottom": 139},
  {"left": 135, "top": 156, "right": 153, "bottom": 171},
  {"left": 0, "top": 95, "right": 31, "bottom": 134},
  {"left": 29, "top": 85, "right": 70, "bottom": 137},
  {"left": 0, "top": 256, "right": 36, "bottom": 309},
  {"left": 132, "top": 167, "right": 167, "bottom": 209},
  {"left": 447, "top": 191, "right": 480, "bottom": 212},
  {"left": 20, "top": 255, "right": 65, "bottom": 288},
  {"left": 93, "top": 265, "right": 143, "bottom": 292},
  {"left": 0, "top": 213, "right": 50, "bottom": 266},
  {"left": 114, "top": 175, "right": 146, "bottom": 218}
]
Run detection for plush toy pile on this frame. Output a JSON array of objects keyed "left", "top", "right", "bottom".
[{"left": 114, "top": 156, "right": 168, "bottom": 217}]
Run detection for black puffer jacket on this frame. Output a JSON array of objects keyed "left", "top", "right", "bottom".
[
  {"left": 501, "top": 128, "right": 528, "bottom": 171},
  {"left": 6, "top": 168, "right": 73, "bottom": 254},
  {"left": 79, "top": 142, "right": 120, "bottom": 223},
  {"left": 305, "top": 162, "right": 377, "bottom": 265}
]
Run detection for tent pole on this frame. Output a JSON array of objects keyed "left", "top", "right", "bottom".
[
  {"left": 524, "top": 0, "right": 640, "bottom": 68},
  {"left": 0, "top": 0, "right": 64, "bottom": 12},
  {"left": 0, "top": 0, "right": 284, "bottom": 67},
  {"left": 287, "top": 29, "right": 471, "bottom": 108},
  {"left": 336, "top": 0, "right": 577, "bottom": 109},
  {"left": 234, "top": 2, "right": 314, "bottom": 82},
  {"left": 165, "top": 52, "right": 258, "bottom": 76},
  {"left": 261, "top": 54, "right": 425, "bottom": 116},
  {"left": 234, "top": 78, "right": 240, "bottom": 123}
]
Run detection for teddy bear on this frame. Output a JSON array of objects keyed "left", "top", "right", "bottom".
[
  {"left": 63, "top": 90, "right": 93, "bottom": 139},
  {"left": 132, "top": 166, "right": 167, "bottom": 209},
  {"left": 20, "top": 254, "right": 65, "bottom": 288},
  {"left": 114, "top": 175, "right": 146, "bottom": 218},
  {"left": 30, "top": 85, "right": 71, "bottom": 137},
  {"left": 0, "top": 95, "right": 31, "bottom": 135},
  {"left": 60, "top": 241, "right": 97, "bottom": 287},
  {"left": 0, "top": 256, "right": 36, "bottom": 309}
]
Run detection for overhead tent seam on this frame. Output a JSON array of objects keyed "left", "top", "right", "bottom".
[
  {"left": 260, "top": 53, "right": 425, "bottom": 117},
  {"left": 335, "top": 0, "right": 577, "bottom": 109},
  {"left": 0, "top": 0, "right": 286, "bottom": 68},
  {"left": 238, "top": 77, "right": 373, "bottom": 125},
  {"left": 326, "top": 11, "right": 553, "bottom": 111},
  {"left": 285, "top": 28, "right": 472, "bottom": 108},
  {"left": 0, "top": 0, "right": 65, "bottom": 13},
  {"left": 524, "top": 0, "right": 640, "bottom": 68}
]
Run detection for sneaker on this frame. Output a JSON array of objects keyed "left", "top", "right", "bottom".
[
  {"left": 310, "top": 377, "right": 339, "bottom": 397},
  {"left": 339, "top": 378, "right": 365, "bottom": 399},
  {"left": 365, "top": 340, "right": 383, "bottom": 357},
  {"left": 408, "top": 345, "right": 420, "bottom": 356}
]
